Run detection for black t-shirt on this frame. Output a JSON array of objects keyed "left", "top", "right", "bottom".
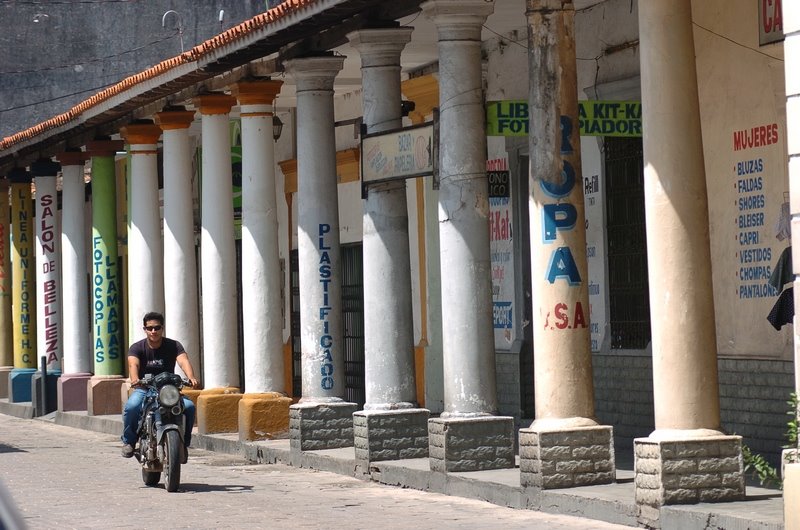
[{"left": 128, "top": 337, "right": 186, "bottom": 377}]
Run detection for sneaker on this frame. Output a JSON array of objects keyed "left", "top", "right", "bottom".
[{"left": 121, "top": 444, "right": 135, "bottom": 458}]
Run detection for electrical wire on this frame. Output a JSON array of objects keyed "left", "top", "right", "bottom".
[{"left": 692, "top": 20, "right": 783, "bottom": 62}]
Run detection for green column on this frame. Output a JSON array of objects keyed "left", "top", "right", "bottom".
[{"left": 88, "top": 142, "right": 123, "bottom": 376}]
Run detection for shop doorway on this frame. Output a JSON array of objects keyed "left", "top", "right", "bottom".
[{"left": 604, "top": 136, "right": 651, "bottom": 349}]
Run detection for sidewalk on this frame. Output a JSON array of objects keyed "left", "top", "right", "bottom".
[{"left": 0, "top": 399, "right": 785, "bottom": 529}]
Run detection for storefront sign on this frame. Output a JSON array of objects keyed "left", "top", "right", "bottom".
[
  {"left": 486, "top": 100, "right": 642, "bottom": 138},
  {"left": 361, "top": 121, "right": 437, "bottom": 196},
  {"left": 759, "top": 0, "right": 784, "bottom": 46}
]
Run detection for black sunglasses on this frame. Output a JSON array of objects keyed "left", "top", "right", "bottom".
[{"left": 144, "top": 325, "right": 162, "bottom": 332}]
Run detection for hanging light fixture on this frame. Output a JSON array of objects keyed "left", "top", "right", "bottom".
[{"left": 272, "top": 115, "right": 283, "bottom": 141}]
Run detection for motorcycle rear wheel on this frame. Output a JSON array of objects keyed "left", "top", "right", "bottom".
[
  {"left": 164, "top": 430, "right": 182, "bottom": 492},
  {"left": 142, "top": 469, "right": 160, "bottom": 487}
]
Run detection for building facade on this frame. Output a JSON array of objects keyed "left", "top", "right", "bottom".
[{"left": 0, "top": 0, "right": 797, "bottom": 526}]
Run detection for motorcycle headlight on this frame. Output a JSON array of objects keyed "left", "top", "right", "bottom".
[{"left": 159, "top": 385, "right": 181, "bottom": 407}]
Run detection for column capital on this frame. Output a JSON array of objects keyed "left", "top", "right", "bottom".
[
  {"left": 193, "top": 93, "right": 237, "bottom": 116},
  {"left": 56, "top": 150, "right": 87, "bottom": 167},
  {"left": 421, "top": 0, "right": 494, "bottom": 40},
  {"left": 284, "top": 55, "right": 346, "bottom": 92},
  {"left": 233, "top": 80, "right": 283, "bottom": 107},
  {"left": 119, "top": 122, "right": 162, "bottom": 145},
  {"left": 30, "top": 158, "right": 61, "bottom": 177},
  {"left": 347, "top": 28, "right": 413, "bottom": 68},
  {"left": 154, "top": 109, "right": 196, "bottom": 130},
  {"left": 8, "top": 167, "right": 32, "bottom": 184},
  {"left": 86, "top": 139, "right": 124, "bottom": 157}
]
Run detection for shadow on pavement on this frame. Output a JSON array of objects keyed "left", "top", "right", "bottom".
[{"left": 178, "top": 483, "right": 255, "bottom": 493}]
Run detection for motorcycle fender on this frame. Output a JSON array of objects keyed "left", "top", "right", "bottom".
[{"left": 156, "top": 424, "right": 183, "bottom": 446}]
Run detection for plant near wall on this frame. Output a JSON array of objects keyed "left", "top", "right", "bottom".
[
  {"left": 739, "top": 392, "right": 799, "bottom": 489},
  {"left": 785, "top": 391, "right": 798, "bottom": 460},
  {"left": 741, "top": 444, "right": 781, "bottom": 488}
]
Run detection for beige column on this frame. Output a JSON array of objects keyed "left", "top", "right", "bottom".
[
  {"left": 640, "top": 0, "right": 720, "bottom": 436},
  {"left": 518, "top": 0, "right": 614, "bottom": 490},
  {"left": 633, "top": 1, "right": 744, "bottom": 524}
]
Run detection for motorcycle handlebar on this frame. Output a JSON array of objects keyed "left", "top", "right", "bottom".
[{"left": 130, "top": 375, "right": 194, "bottom": 389}]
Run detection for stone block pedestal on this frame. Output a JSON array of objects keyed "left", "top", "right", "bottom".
[
  {"left": 428, "top": 415, "right": 514, "bottom": 473},
  {"left": 0, "top": 366, "right": 13, "bottom": 398},
  {"left": 238, "top": 392, "right": 292, "bottom": 441},
  {"left": 634, "top": 435, "right": 745, "bottom": 528},
  {"left": 519, "top": 425, "right": 615, "bottom": 489},
  {"left": 197, "top": 388, "right": 242, "bottom": 434},
  {"left": 87, "top": 375, "right": 125, "bottom": 415},
  {"left": 57, "top": 373, "right": 91, "bottom": 412},
  {"left": 290, "top": 401, "right": 358, "bottom": 451},
  {"left": 354, "top": 408, "right": 429, "bottom": 469}
]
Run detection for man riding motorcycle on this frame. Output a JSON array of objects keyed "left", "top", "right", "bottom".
[{"left": 121, "top": 311, "right": 200, "bottom": 460}]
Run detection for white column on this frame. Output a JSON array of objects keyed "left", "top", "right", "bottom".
[
  {"left": 120, "top": 123, "right": 165, "bottom": 343},
  {"left": 422, "top": 0, "right": 496, "bottom": 416},
  {"left": 284, "top": 56, "right": 346, "bottom": 402},
  {"left": 194, "top": 94, "right": 239, "bottom": 390},
  {"left": 31, "top": 159, "right": 62, "bottom": 373},
  {"left": 234, "top": 80, "right": 285, "bottom": 394},
  {"left": 57, "top": 153, "right": 91, "bottom": 375},
  {"left": 348, "top": 28, "right": 416, "bottom": 409},
  {"left": 154, "top": 109, "right": 201, "bottom": 379}
]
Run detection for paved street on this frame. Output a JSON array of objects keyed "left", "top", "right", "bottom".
[{"left": 0, "top": 414, "right": 630, "bottom": 530}]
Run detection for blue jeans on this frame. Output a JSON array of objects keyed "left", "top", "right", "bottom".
[{"left": 121, "top": 388, "right": 195, "bottom": 448}]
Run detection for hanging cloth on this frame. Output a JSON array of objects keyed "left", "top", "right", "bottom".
[
  {"left": 768, "top": 246, "right": 792, "bottom": 292},
  {"left": 767, "top": 287, "right": 794, "bottom": 330}
]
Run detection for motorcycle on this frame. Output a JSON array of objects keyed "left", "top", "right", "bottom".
[{"left": 133, "top": 372, "right": 192, "bottom": 492}]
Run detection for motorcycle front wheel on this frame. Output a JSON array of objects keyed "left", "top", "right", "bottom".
[
  {"left": 163, "top": 429, "right": 182, "bottom": 492},
  {"left": 142, "top": 469, "right": 160, "bottom": 487}
]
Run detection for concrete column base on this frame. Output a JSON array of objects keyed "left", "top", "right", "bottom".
[
  {"left": 354, "top": 409, "right": 430, "bottom": 470},
  {"left": 87, "top": 375, "right": 125, "bottom": 415},
  {"left": 57, "top": 373, "right": 92, "bottom": 412},
  {"left": 290, "top": 402, "right": 358, "bottom": 452},
  {"left": 519, "top": 424, "right": 615, "bottom": 489},
  {"left": 9, "top": 368, "right": 36, "bottom": 403},
  {"left": 238, "top": 392, "right": 292, "bottom": 441},
  {"left": 634, "top": 435, "right": 745, "bottom": 529},
  {"left": 0, "top": 366, "right": 13, "bottom": 398},
  {"left": 785, "top": 462, "right": 800, "bottom": 530},
  {"left": 31, "top": 371, "right": 60, "bottom": 416},
  {"left": 197, "top": 388, "right": 242, "bottom": 434},
  {"left": 428, "top": 416, "right": 515, "bottom": 473}
]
